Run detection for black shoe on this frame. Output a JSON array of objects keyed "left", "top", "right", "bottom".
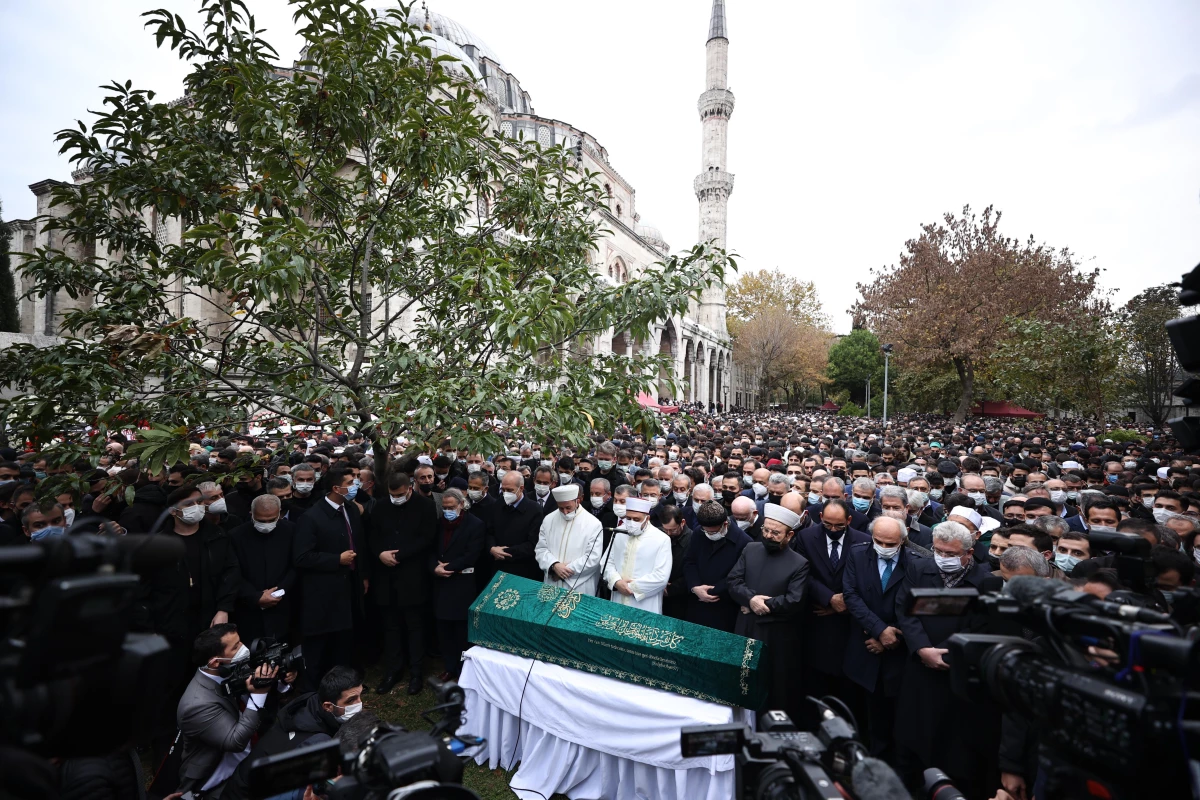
[
  {"left": 375, "top": 671, "right": 402, "bottom": 695},
  {"left": 407, "top": 675, "right": 424, "bottom": 695}
]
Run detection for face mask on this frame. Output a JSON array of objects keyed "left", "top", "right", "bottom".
[
  {"left": 562, "top": 509, "right": 579, "bottom": 521},
  {"left": 1152, "top": 508, "right": 1177, "bottom": 524},
  {"left": 532, "top": 451, "right": 542, "bottom": 460},
  {"left": 335, "top": 702, "right": 363, "bottom": 722},
  {"left": 874, "top": 543, "right": 900, "bottom": 559},
  {"left": 215, "top": 643, "right": 251, "bottom": 673},
  {"left": 1193, "top": 547, "right": 1200, "bottom": 567},
  {"left": 671, "top": 491, "right": 688, "bottom": 504},
  {"left": 762, "top": 538, "right": 784, "bottom": 554},
  {"left": 180, "top": 505, "right": 207, "bottom": 525},
  {"left": 496, "top": 468, "right": 508, "bottom": 480},
  {"left": 613, "top": 503, "right": 626, "bottom": 519},
  {"left": 538, "top": 460, "right": 551, "bottom": 468},
  {"left": 1010, "top": 476, "right": 1026, "bottom": 488},
  {"left": 534, "top": 484, "right": 551, "bottom": 498},
  {"left": 207, "top": 497, "right": 227, "bottom": 516},
  {"left": 435, "top": 472, "right": 449, "bottom": 482},
  {"left": 808, "top": 492, "right": 820, "bottom": 505},
  {"left": 63, "top": 508, "right": 75, "bottom": 529},
  {"left": 313, "top": 470, "right": 322, "bottom": 481},
  {"left": 986, "top": 553, "right": 1000, "bottom": 568},
  {"left": 929, "top": 489, "right": 943, "bottom": 501},
  {"left": 1123, "top": 461, "right": 1137, "bottom": 470},
  {"left": 735, "top": 518, "right": 753, "bottom": 531},
  {"left": 692, "top": 500, "right": 704, "bottom": 514},
  {"left": 621, "top": 517, "right": 644, "bottom": 534},
  {"left": 852, "top": 497, "right": 871, "bottom": 513},
  {"left": 935, "top": 554, "right": 963, "bottom": 573},
  {"left": 1020, "top": 451, "right": 1029, "bottom": 459},
  {"left": 752, "top": 483, "right": 768, "bottom": 498},
  {"left": 1106, "top": 475, "right": 1118, "bottom": 485},
  {"left": 1142, "top": 497, "right": 1155, "bottom": 509},
  {"left": 295, "top": 481, "right": 314, "bottom": 495},
  {"left": 390, "top": 493, "right": 409, "bottom": 506},
  {"left": 443, "top": 509, "right": 459, "bottom": 522},
  {"left": 589, "top": 495, "right": 606, "bottom": 509},
  {"left": 30, "top": 526, "right": 65, "bottom": 541},
  {"left": 468, "top": 489, "right": 484, "bottom": 502},
  {"left": 967, "top": 492, "right": 987, "bottom": 506},
  {"left": 597, "top": 460, "right": 613, "bottom": 471},
  {"left": 0, "top": 479, "right": 14, "bottom": 488},
  {"left": 742, "top": 475, "right": 754, "bottom": 487},
  {"left": 883, "top": 508, "right": 906, "bottom": 521},
  {"left": 1048, "top": 490, "right": 1066, "bottom": 505},
  {"left": 502, "top": 491, "right": 519, "bottom": 506},
  {"left": 1066, "top": 491, "right": 1080, "bottom": 503},
  {"left": 34, "top": 471, "right": 46, "bottom": 481},
  {"left": 254, "top": 519, "right": 279, "bottom": 533},
  {"left": 467, "top": 463, "right": 481, "bottom": 473},
  {"left": 1054, "top": 552, "right": 1081, "bottom": 572},
  {"left": 345, "top": 484, "right": 359, "bottom": 500},
  {"left": 705, "top": 527, "right": 727, "bottom": 541},
  {"left": 1089, "top": 524, "right": 1116, "bottom": 533}
]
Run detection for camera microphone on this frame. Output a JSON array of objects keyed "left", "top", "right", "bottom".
[
  {"left": 850, "top": 757, "right": 908, "bottom": 800},
  {"left": 1005, "top": 575, "right": 1064, "bottom": 605},
  {"left": 923, "top": 767, "right": 966, "bottom": 800}
]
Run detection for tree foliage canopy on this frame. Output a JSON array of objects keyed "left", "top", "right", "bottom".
[
  {"left": 1121, "top": 285, "right": 1181, "bottom": 427},
  {"left": 826, "top": 329, "right": 882, "bottom": 404},
  {"left": 726, "top": 267, "right": 827, "bottom": 335},
  {"left": 732, "top": 306, "right": 830, "bottom": 408},
  {"left": 1, "top": 0, "right": 728, "bottom": 467},
  {"left": 853, "top": 205, "right": 1101, "bottom": 420}
]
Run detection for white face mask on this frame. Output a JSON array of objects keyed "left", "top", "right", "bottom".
[
  {"left": 1123, "top": 461, "right": 1137, "bottom": 470},
  {"left": 621, "top": 517, "right": 645, "bottom": 535},
  {"left": 752, "top": 483, "right": 768, "bottom": 498},
  {"left": 934, "top": 554, "right": 963, "bottom": 573},
  {"left": 212, "top": 642, "right": 250, "bottom": 671},
  {"left": 496, "top": 468, "right": 508, "bottom": 480},
  {"left": 206, "top": 497, "right": 227, "bottom": 516},
  {"left": 612, "top": 503, "right": 627, "bottom": 519},
  {"left": 179, "top": 505, "right": 206, "bottom": 525},
  {"left": 467, "top": 489, "right": 484, "bottom": 501},
  {"left": 467, "top": 463, "right": 481, "bottom": 473},
  {"left": 294, "top": 481, "right": 314, "bottom": 495},
  {"left": 673, "top": 491, "right": 689, "bottom": 504},
  {"left": 335, "top": 702, "right": 362, "bottom": 722},
  {"left": 1152, "top": 508, "right": 1177, "bottom": 524},
  {"left": 966, "top": 492, "right": 987, "bottom": 506},
  {"left": 534, "top": 484, "right": 551, "bottom": 498},
  {"left": 705, "top": 527, "right": 727, "bottom": 541},
  {"left": 590, "top": 496, "right": 606, "bottom": 509},
  {"left": 1089, "top": 524, "right": 1116, "bottom": 533},
  {"left": 253, "top": 520, "right": 278, "bottom": 533},
  {"left": 1049, "top": 490, "right": 1067, "bottom": 504},
  {"left": 735, "top": 518, "right": 753, "bottom": 531},
  {"left": 390, "top": 493, "right": 409, "bottom": 506},
  {"left": 1142, "top": 496, "right": 1155, "bottom": 509},
  {"left": 692, "top": 500, "right": 704, "bottom": 514},
  {"left": 63, "top": 508, "right": 76, "bottom": 529},
  {"left": 502, "top": 491, "right": 519, "bottom": 506},
  {"left": 562, "top": 509, "right": 578, "bottom": 521},
  {"left": 882, "top": 508, "right": 907, "bottom": 521},
  {"left": 874, "top": 543, "right": 900, "bottom": 559}
]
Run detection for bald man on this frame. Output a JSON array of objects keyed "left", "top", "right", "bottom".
[{"left": 730, "top": 496, "right": 763, "bottom": 541}]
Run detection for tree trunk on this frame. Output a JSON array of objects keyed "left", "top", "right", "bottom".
[{"left": 953, "top": 357, "right": 974, "bottom": 423}]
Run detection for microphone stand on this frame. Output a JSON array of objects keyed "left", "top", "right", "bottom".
[{"left": 596, "top": 527, "right": 625, "bottom": 602}]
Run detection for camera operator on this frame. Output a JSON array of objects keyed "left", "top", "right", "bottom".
[
  {"left": 222, "top": 666, "right": 364, "bottom": 800},
  {"left": 894, "top": 520, "right": 998, "bottom": 797},
  {"left": 176, "top": 623, "right": 293, "bottom": 797}
]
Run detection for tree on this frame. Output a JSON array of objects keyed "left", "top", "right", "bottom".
[
  {"left": 0, "top": 200, "right": 19, "bottom": 333},
  {"left": 726, "top": 267, "right": 827, "bottom": 335},
  {"left": 988, "top": 312, "right": 1128, "bottom": 423},
  {"left": 1, "top": 0, "right": 729, "bottom": 469},
  {"left": 826, "top": 329, "right": 882, "bottom": 406},
  {"left": 732, "top": 306, "right": 830, "bottom": 408},
  {"left": 853, "top": 205, "right": 1100, "bottom": 421},
  {"left": 1122, "top": 285, "right": 1181, "bottom": 427}
]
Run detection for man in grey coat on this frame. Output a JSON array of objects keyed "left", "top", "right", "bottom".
[{"left": 176, "top": 623, "right": 282, "bottom": 796}]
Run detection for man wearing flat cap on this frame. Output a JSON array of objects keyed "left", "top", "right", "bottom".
[
  {"left": 535, "top": 483, "right": 605, "bottom": 595},
  {"left": 727, "top": 502, "right": 810, "bottom": 723}
]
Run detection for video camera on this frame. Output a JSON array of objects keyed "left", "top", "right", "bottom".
[
  {"left": 0, "top": 523, "right": 179, "bottom": 757},
  {"left": 680, "top": 700, "right": 905, "bottom": 800},
  {"left": 218, "top": 637, "right": 304, "bottom": 698},
  {"left": 247, "top": 677, "right": 485, "bottom": 800},
  {"left": 908, "top": 575, "right": 1200, "bottom": 800}
]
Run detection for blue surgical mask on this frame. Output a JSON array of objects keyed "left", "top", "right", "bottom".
[
  {"left": 929, "top": 489, "right": 943, "bottom": 501},
  {"left": 30, "top": 526, "right": 65, "bottom": 541},
  {"left": 1054, "top": 552, "right": 1081, "bottom": 573},
  {"left": 443, "top": 509, "right": 459, "bottom": 522},
  {"left": 345, "top": 484, "right": 358, "bottom": 500},
  {"left": 808, "top": 492, "right": 819, "bottom": 505},
  {"left": 1106, "top": 474, "right": 1118, "bottom": 484},
  {"left": 34, "top": 471, "right": 47, "bottom": 481},
  {"left": 852, "top": 497, "right": 871, "bottom": 513}
]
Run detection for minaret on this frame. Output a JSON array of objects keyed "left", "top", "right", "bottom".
[{"left": 694, "top": 0, "right": 734, "bottom": 336}]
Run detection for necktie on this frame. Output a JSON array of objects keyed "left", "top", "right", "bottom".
[
  {"left": 341, "top": 506, "right": 357, "bottom": 569},
  {"left": 881, "top": 558, "right": 894, "bottom": 590},
  {"left": 829, "top": 538, "right": 840, "bottom": 570}
]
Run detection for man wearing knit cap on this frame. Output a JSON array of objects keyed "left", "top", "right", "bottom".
[
  {"left": 727, "top": 502, "right": 810, "bottom": 722},
  {"left": 534, "top": 483, "right": 605, "bottom": 596},
  {"left": 601, "top": 497, "right": 672, "bottom": 613}
]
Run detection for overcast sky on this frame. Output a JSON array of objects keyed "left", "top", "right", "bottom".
[{"left": 3, "top": 0, "right": 1198, "bottom": 332}]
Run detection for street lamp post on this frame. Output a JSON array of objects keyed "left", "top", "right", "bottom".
[
  {"left": 865, "top": 377, "right": 871, "bottom": 418},
  {"left": 882, "top": 344, "right": 894, "bottom": 424}
]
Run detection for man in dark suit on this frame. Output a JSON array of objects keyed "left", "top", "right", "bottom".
[
  {"left": 794, "top": 497, "right": 871, "bottom": 728},
  {"left": 367, "top": 470, "right": 437, "bottom": 695},
  {"left": 175, "top": 623, "right": 283, "bottom": 795},
  {"left": 659, "top": 505, "right": 693, "bottom": 620},
  {"left": 880, "top": 486, "right": 933, "bottom": 549},
  {"left": 431, "top": 488, "right": 485, "bottom": 681},
  {"left": 293, "top": 466, "right": 366, "bottom": 689},
  {"left": 228, "top": 494, "right": 296, "bottom": 644},
  {"left": 487, "top": 470, "right": 544, "bottom": 582},
  {"left": 842, "top": 515, "right": 923, "bottom": 763},
  {"left": 894, "top": 520, "right": 998, "bottom": 798},
  {"left": 683, "top": 500, "right": 751, "bottom": 632},
  {"left": 530, "top": 466, "right": 557, "bottom": 518}
]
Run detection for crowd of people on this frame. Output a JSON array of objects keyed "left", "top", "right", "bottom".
[{"left": 3, "top": 411, "right": 1196, "bottom": 799}]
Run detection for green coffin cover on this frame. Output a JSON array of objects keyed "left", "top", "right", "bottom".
[{"left": 468, "top": 572, "right": 767, "bottom": 708}]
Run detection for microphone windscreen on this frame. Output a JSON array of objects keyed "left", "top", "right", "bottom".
[
  {"left": 851, "top": 756, "right": 909, "bottom": 800},
  {"left": 1005, "top": 575, "right": 1063, "bottom": 605}
]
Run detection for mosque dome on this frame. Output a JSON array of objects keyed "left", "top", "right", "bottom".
[
  {"left": 636, "top": 223, "right": 670, "bottom": 253},
  {"left": 405, "top": 7, "right": 505, "bottom": 69}
]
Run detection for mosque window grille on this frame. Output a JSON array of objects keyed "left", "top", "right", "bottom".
[
  {"left": 499, "top": 120, "right": 512, "bottom": 137},
  {"left": 537, "top": 126, "right": 552, "bottom": 147}
]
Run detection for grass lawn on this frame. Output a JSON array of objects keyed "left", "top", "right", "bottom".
[{"left": 362, "top": 658, "right": 568, "bottom": 800}]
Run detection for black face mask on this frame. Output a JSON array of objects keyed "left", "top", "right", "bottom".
[
  {"left": 279, "top": 499, "right": 293, "bottom": 514},
  {"left": 823, "top": 526, "right": 846, "bottom": 541},
  {"left": 986, "top": 553, "right": 1000, "bottom": 568},
  {"left": 1011, "top": 476, "right": 1027, "bottom": 488},
  {"left": 767, "top": 495, "right": 782, "bottom": 505},
  {"left": 762, "top": 538, "right": 783, "bottom": 554},
  {"left": 418, "top": 483, "right": 433, "bottom": 495}
]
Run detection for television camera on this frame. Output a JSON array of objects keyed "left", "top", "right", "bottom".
[
  {"left": 218, "top": 637, "right": 304, "bottom": 698},
  {"left": 247, "top": 677, "right": 485, "bottom": 800}
]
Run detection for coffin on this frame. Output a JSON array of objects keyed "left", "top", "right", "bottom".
[{"left": 468, "top": 572, "right": 767, "bottom": 708}]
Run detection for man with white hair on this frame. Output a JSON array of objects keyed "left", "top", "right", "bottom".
[
  {"left": 602, "top": 497, "right": 672, "bottom": 613},
  {"left": 729, "top": 496, "right": 763, "bottom": 541},
  {"left": 535, "top": 483, "right": 605, "bottom": 596},
  {"left": 894, "top": 520, "right": 996, "bottom": 796}
]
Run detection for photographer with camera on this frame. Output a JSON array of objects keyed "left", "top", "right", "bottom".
[
  {"left": 894, "top": 520, "right": 998, "bottom": 798},
  {"left": 176, "top": 623, "right": 294, "bottom": 797}
]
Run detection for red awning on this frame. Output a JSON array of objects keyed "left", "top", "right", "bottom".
[
  {"left": 636, "top": 393, "right": 680, "bottom": 413},
  {"left": 970, "top": 401, "right": 1045, "bottom": 418},
  {"left": 820, "top": 401, "right": 841, "bottom": 411}
]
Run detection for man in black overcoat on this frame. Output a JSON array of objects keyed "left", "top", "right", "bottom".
[
  {"left": 431, "top": 488, "right": 485, "bottom": 681},
  {"left": 228, "top": 494, "right": 297, "bottom": 644},
  {"left": 683, "top": 501, "right": 751, "bottom": 632}
]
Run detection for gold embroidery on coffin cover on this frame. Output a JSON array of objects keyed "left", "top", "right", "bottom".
[
  {"left": 492, "top": 589, "right": 521, "bottom": 611},
  {"left": 595, "top": 615, "right": 685, "bottom": 650},
  {"left": 536, "top": 583, "right": 582, "bottom": 619},
  {"left": 475, "top": 572, "right": 507, "bottom": 628},
  {"left": 470, "top": 638, "right": 727, "bottom": 705}
]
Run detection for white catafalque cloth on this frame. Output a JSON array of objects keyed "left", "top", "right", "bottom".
[{"left": 459, "top": 646, "right": 746, "bottom": 800}]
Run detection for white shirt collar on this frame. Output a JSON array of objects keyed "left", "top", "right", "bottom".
[{"left": 326, "top": 496, "right": 343, "bottom": 511}]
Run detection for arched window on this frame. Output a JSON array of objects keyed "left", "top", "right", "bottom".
[{"left": 616, "top": 204, "right": 622, "bottom": 217}]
